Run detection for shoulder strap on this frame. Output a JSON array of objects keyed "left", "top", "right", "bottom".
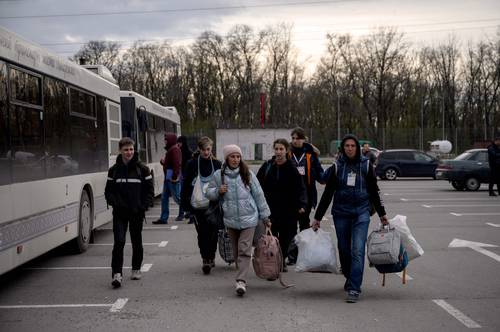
[
  {"left": 306, "top": 153, "right": 312, "bottom": 185},
  {"left": 220, "top": 164, "right": 225, "bottom": 185},
  {"left": 264, "top": 161, "right": 272, "bottom": 180}
]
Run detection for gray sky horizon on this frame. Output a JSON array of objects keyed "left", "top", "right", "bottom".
[{"left": 1, "top": 0, "right": 499, "bottom": 71}]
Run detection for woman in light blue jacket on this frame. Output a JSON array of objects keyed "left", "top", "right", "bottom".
[{"left": 206, "top": 144, "right": 271, "bottom": 296}]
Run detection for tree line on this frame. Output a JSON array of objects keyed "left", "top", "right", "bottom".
[{"left": 73, "top": 24, "right": 500, "bottom": 154}]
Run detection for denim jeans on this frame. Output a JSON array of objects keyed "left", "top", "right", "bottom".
[
  {"left": 333, "top": 211, "right": 371, "bottom": 293},
  {"left": 160, "top": 177, "right": 181, "bottom": 222}
]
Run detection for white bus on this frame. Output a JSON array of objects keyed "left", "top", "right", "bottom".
[
  {"left": 119, "top": 91, "right": 180, "bottom": 196},
  {"left": 0, "top": 26, "right": 124, "bottom": 274}
]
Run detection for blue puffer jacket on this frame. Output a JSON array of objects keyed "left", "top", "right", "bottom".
[
  {"left": 206, "top": 167, "right": 271, "bottom": 230},
  {"left": 332, "top": 155, "right": 371, "bottom": 217}
]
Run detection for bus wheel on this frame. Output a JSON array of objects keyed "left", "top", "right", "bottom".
[{"left": 72, "top": 190, "right": 93, "bottom": 253}]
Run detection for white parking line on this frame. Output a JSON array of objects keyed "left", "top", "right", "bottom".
[
  {"left": 423, "top": 204, "right": 500, "bottom": 208},
  {"left": 90, "top": 243, "right": 164, "bottom": 246},
  {"left": 486, "top": 223, "right": 500, "bottom": 228},
  {"left": 396, "top": 272, "right": 413, "bottom": 280},
  {"left": 25, "top": 264, "right": 153, "bottom": 271},
  {"left": 402, "top": 198, "right": 489, "bottom": 202},
  {"left": 432, "top": 299, "right": 481, "bottom": 328},
  {"left": 0, "top": 298, "right": 129, "bottom": 313},
  {"left": 159, "top": 241, "right": 169, "bottom": 247},
  {"left": 451, "top": 212, "right": 500, "bottom": 216},
  {"left": 171, "top": 225, "right": 178, "bottom": 230}
]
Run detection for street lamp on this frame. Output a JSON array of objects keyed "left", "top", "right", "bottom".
[{"left": 337, "top": 90, "right": 341, "bottom": 143}]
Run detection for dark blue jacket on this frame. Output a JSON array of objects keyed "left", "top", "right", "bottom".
[{"left": 314, "top": 134, "right": 386, "bottom": 219}]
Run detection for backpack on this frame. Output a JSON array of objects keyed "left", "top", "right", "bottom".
[
  {"left": 252, "top": 227, "right": 294, "bottom": 288},
  {"left": 367, "top": 226, "right": 401, "bottom": 265},
  {"left": 373, "top": 244, "right": 409, "bottom": 286}
]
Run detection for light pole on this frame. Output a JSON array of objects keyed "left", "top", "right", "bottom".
[
  {"left": 441, "top": 95, "right": 445, "bottom": 140},
  {"left": 337, "top": 90, "right": 341, "bottom": 143}
]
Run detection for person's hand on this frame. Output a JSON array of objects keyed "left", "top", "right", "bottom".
[
  {"left": 219, "top": 184, "right": 228, "bottom": 195},
  {"left": 298, "top": 208, "right": 305, "bottom": 214},
  {"left": 380, "top": 215, "right": 389, "bottom": 226},
  {"left": 263, "top": 218, "right": 272, "bottom": 228},
  {"left": 310, "top": 219, "right": 321, "bottom": 231}
]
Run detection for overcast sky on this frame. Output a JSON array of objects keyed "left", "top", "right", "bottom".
[{"left": 1, "top": 0, "right": 499, "bottom": 69}]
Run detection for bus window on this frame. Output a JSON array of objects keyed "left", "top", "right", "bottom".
[
  {"left": 9, "top": 67, "right": 42, "bottom": 106},
  {"left": 70, "top": 88, "right": 96, "bottom": 119},
  {"left": 0, "top": 61, "right": 10, "bottom": 185},
  {"left": 44, "top": 77, "right": 73, "bottom": 177},
  {"left": 9, "top": 105, "right": 44, "bottom": 182}
]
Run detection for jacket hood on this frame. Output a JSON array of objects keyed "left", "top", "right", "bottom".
[
  {"left": 291, "top": 142, "right": 318, "bottom": 155},
  {"left": 339, "top": 134, "right": 361, "bottom": 162},
  {"left": 164, "top": 133, "right": 177, "bottom": 149}
]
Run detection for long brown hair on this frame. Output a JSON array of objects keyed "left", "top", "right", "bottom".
[{"left": 225, "top": 157, "right": 251, "bottom": 187}]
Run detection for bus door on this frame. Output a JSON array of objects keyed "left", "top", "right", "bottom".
[{"left": 106, "top": 101, "right": 121, "bottom": 167}]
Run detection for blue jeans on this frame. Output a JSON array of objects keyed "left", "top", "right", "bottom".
[
  {"left": 333, "top": 211, "right": 370, "bottom": 293},
  {"left": 160, "top": 179, "right": 181, "bottom": 222}
]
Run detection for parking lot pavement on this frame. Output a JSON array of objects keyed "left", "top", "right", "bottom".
[{"left": 1, "top": 180, "right": 499, "bottom": 331}]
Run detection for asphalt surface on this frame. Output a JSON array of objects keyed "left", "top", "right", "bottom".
[{"left": 1, "top": 176, "right": 499, "bottom": 332}]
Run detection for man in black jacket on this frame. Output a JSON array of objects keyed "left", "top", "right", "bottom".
[
  {"left": 488, "top": 137, "right": 500, "bottom": 196},
  {"left": 105, "top": 137, "right": 154, "bottom": 288}
]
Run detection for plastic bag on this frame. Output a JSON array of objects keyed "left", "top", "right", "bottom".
[
  {"left": 294, "top": 228, "right": 338, "bottom": 273},
  {"left": 190, "top": 175, "right": 210, "bottom": 209},
  {"left": 388, "top": 215, "right": 424, "bottom": 261}
]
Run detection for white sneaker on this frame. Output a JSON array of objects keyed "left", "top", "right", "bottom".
[
  {"left": 235, "top": 280, "right": 246, "bottom": 296},
  {"left": 131, "top": 270, "right": 142, "bottom": 280},
  {"left": 111, "top": 273, "right": 122, "bottom": 288}
]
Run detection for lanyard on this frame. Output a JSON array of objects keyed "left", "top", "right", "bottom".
[{"left": 293, "top": 152, "right": 305, "bottom": 165}]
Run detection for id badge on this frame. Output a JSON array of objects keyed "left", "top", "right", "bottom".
[
  {"left": 347, "top": 172, "right": 356, "bottom": 187},
  {"left": 297, "top": 166, "right": 305, "bottom": 175}
]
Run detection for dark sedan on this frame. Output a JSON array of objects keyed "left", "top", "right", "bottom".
[
  {"left": 376, "top": 149, "right": 439, "bottom": 180},
  {"left": 435, "top": 149, "right": 490, "bottom": 191}
]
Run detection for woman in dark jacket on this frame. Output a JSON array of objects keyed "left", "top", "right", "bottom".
[
  {"left": 177, "top": 135, "right": 193, "bottom": 220},
  {"left": 312, "top": 134, "right": 388, "bottom": 303},
  {"left": 180, "top": 136, "right": 221, "bottom": 275},
  {"left": 257, "top": 138, "right": 307, "bottom": 272}
]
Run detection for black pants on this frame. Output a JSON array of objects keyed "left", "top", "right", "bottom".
[
  {"left": 111, "top": 210, "right": 144, "bottom": 275},
  {"left": 270, "top": 218, "right": 297, "bottom": 267},
  {"left": 298, "top": 204, "right": 313, "bottom": 231},
  {"left": 489, "top": 169, "right": 500, "bottom": 194},
  {"left": 192, "top": 209, "right": 218, "bottom": 261}
]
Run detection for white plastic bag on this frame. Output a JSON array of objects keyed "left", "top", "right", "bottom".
[
  {"left": 294, "top": 228, "right": 338, "bottom": 273},
  {"left": 190, "top": 175, "right": 210, "bottom": 209},
  {"left": 388, "top": 215, "right": 424, "bottom": 261}
]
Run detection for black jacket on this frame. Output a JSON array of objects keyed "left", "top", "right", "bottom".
[
  {"left": 257, "top": 158, "right": 307, "bottom": 221},
  {"left": 105, "top": 153, "right": 154, "bottom": 214},
  {"left": 488, "top": 143, "right": 500, "bottom": 169},
  {"left": 180, "top": 154, "right": 222, "bottom": 212}
]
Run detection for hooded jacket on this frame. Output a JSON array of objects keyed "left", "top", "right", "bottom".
[
  {"left": 487, "top": 142, "right": 500, "bottom": 170},
  {"left": 257, "top": 158, "right": 307, "bottom": 221},
  {"left": 161, "top": 133, "right": 182, "bottom": 180},
  {"left": 105, "top": 152, "right": 154, "bottom": 214},
  {"left": 288, "top": 142, "right": 325, "bottom": 207},
  {"left": 206, "top": 167, "right": 270, "bottom": 230},
  {"left": 314, "top": 134, "right": 386, "bottom": 219}
]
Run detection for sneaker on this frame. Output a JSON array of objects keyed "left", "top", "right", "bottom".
[
  {"left": 152, "top": 219, "right": 168, "bottom": 225},
  {"left": 489, "top": 192, "right": 498, "bottom": 197},
  {"left": 235, "top": 280, "right": 246, "bottom": 296},
  {"left": 209, "top": 259, "right": 215, "bottom": 268},
  {"left": 111, "top": 273, "right": 122, "bottom": 288},
  {"left": 286, "top": 259, "right": 296, "bottom": 266},
  {"left": 282, "top": 266, "right": 288, "bottom": 273},
  {"left": 202, "top": 260, "right": 211, "bottom": 275},
  {"left": 346, "top": 291, "right": 360, "bottom": 303},
  {"left": 131, "top": 270, "right": 142, "bottom": 280},
  {"left": 175, "top": 215, "right": 184, "bottom": 221},
  {"left": 184, "top": 213, "right": 191, "bottom": 219}
]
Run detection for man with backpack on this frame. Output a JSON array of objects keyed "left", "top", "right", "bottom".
[
  {"left": 105, "top": 137, "right": 154, "bottom": 288},
  {"left": 311, "top": 134, "right": 388, "bottom": 303}
]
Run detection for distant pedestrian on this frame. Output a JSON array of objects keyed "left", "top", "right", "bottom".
[
  {"left": 177, "top": 135, "right": 193, "bottom": 220},
  {"left": 287, "top": 127, "right": 325, "bottom": 265},
  {"left": 257, "top": 139, "right": 307, "bottom": 272},
  {"left": 154, "top": 133, "right": 182, "bottom": 224},
  {"left": 105, "top": 137, "right": 154, "bottom": 288},
  {"left": 311, "top": 134, "right": 388, "bottom": 303},
  {"left": 180, "top": 137, "right": 222, "bottom": 274},
  {"left": 362, "top": 142, "right": 377, "bottom": 165},
  {"left": 487, "top": 137, "right": 500, "bottom": 196},
  {"left": 206, "top": 144, "right": 271, "bottom": 296}
]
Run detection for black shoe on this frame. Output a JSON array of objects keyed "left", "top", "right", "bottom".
[
  {"left": 286, "top": 260, "right": 296, "bottom": 266},
  {"left": 202, "top": 260, "right": 211, "bottom": 275},
  {"left": 282, "top": 266, "right": 288, "bottom": 273},
  {"left": 209, "top": 259, "right": 215, "bottom": 268},
  {"left": 153, "top": 219, "right": 168, "bottom": 225},
  {"left": 489, "top": 192, "right": 498, "bottom": 197},
  {"left": 346, "top": 291, "right": 360, "bottom": 303},
  {"left": 175, "top": 215, "right": 184, "bottom": 221}
]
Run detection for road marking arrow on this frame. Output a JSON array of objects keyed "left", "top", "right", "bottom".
[
  {"left": 486, "top": 222, "right": 500, "bottom": 228},
  {"left": 449, "top": 238, "right": 500, "bottom": 263}
]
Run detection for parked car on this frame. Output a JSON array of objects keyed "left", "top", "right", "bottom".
[
  {"left": 375, "top": 149, "right": 438, "bottom": 180},
  {"left": 435, "top": 148, "right": 490, "bottom": 191}
]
